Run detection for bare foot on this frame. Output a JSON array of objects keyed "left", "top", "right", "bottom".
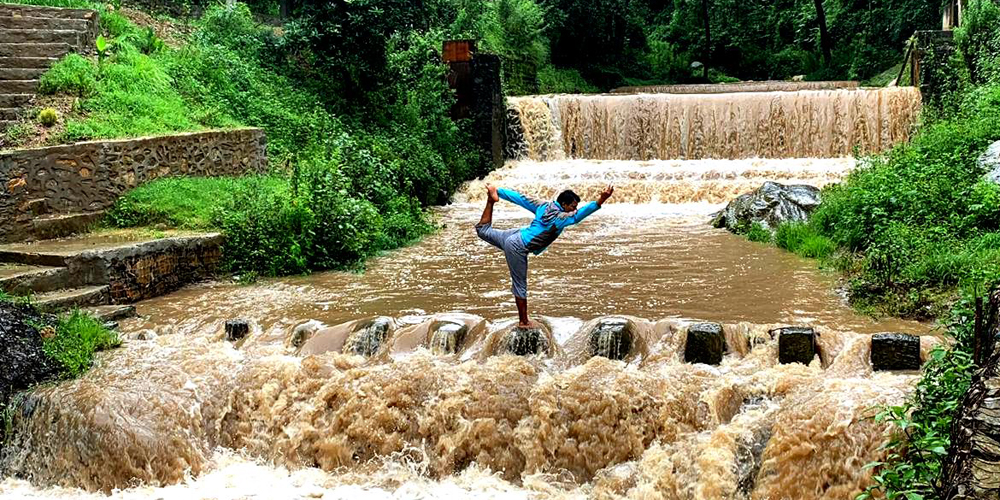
[
  {"left": 486, "top": 183, "right": 500, "bottom": 203},
  {"left": 517, "top": 320, "right": 533, "bottom": 329}
]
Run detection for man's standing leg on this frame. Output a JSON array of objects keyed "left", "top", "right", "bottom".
[{"left": 503, "top": 233, "right": 531, "bottom": 327}]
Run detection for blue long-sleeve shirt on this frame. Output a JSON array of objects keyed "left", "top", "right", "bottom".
[{"left": 498, "top": 188, "right": 600, "bottom": 255}]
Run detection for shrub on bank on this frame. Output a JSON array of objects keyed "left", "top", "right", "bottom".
[
  {"left": 56, "top": 3, "right": 481, "bottom": 276},
  {"left": 43, "top": 310, "right": 122, "bottom": 378},
  {"left": 38, "top": 53, "right": 97, "bottom": 97},
  {"left": 859, "top": 295, "right": 977, "bottom": 500}
]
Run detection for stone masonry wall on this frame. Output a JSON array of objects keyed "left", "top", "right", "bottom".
[
  {"left": 69, "top": 234, "right": 224, "bottom": 303},
  {"left": 1, "top": 128, "right": 267, "bottom": 242}
]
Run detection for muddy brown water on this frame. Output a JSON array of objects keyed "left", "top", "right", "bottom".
[{"left": 0, "top": 103, "right": 937, "bottom": 500}]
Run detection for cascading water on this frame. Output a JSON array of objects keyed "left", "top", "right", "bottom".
[
  {"left": 506, "top": 88, "right": 921, "bottom": 161},
  {"left": 0, "top": 86, "right": 931, "bottom": 500}
]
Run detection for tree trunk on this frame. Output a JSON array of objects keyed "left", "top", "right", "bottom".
[
  {"left": 701, "top": 0, "right": 711, "bottom": 79},
  {"left": 813, "top": 0, "right": 832, "bottom": 65}
]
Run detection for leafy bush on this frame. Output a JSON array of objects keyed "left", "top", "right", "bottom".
[
  {"left": 956, "top": 0, "right": 1000, "bottom": 85},
  {"left": 537, "top": 65, "right": 599, "bottom": 94},
  {"left": 477, "top": 0, "right": 549, "bottom": 68},
  {"left": 38, "top": 54, "right": 97, "bottom": 97},
  {"left": 37, "top": 108, "right": 57, "bottom": 127},
  {"left": 43, "top": 310, "right": 121, "bottom": 378}
]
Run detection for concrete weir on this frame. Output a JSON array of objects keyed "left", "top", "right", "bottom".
[{"left": 284, "top": 315, "right": 932, "bottom": 372}]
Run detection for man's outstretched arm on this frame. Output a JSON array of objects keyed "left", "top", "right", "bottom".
[
  {"left": 556, "top": 185, "right": 614, "bottom": 228},
  {"left": 498, "top": 188, "right": 543, "bottom": 213}
]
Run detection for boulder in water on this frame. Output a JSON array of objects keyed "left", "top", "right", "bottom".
[
  {"left": 870, "top": 333, "right": 921, "bottom": 371},
  {"left": 711, "top": 182, "right": 822, "bottom": 232},
  {"left": 588, "top": 317, "right": 633, "bottom": 361},
  {"left": 430, "top": 321, "right": 469, "bottom": 355},
  {"left": 980, "top": 140, "right": 1000, "bottom": 184},
  {"left": 775, "top": 327, "right": 817, "bottom": 365},
  {"left": 288, "top": 320, "right": 323, "bottom": 348},
  {"left": 684, "top": 322, "right": 725, "bottom": 365}
]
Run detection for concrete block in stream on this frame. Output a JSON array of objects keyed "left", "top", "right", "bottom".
[
  {"left": 347, "top": 317, "right": 394, "bottom": 356},
  {"left": 589, "top": 317, "right": 633, "bottom": 360},
  {"left": 503, "top": 327, "right": 548, "bottom": 356},
  {"left": 685, "top": 323, "right": 725, "bottom": 365},
  {"left": 225, "top": 319, "right": 249, "bottom": 342},
  {"left": 871, "top": 333, "right": 921, "bottom": 371},
  {"left": 430, "top": 321, "right": 469, "bottom": 355},
  {"left": 776, "top": 327, "right": 816, "bottom": 365}
]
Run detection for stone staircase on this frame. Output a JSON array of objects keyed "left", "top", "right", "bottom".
[
  {"left": 0, "top": 232, "right": 222, "bottom": 318},
  {"left": 0, "top": 3, "right": 99, "bottom": 131}
]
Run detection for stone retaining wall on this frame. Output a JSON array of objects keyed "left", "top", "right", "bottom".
[
  {"left": 69, "top": 233, "right": 224, "bottom": 303},
  {"left": 1, "top": 128, "right": 267, "bottom": 242}
]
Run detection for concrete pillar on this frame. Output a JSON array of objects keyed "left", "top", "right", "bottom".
[
  {"left": 776, "top": 327, "right": 816, "bottom": 365},
  {"left": 589, "top": 317, "right": 632, "bottom": 360},
  {"left": 870, "top": 333, "right": 921, "bottom": 371},
  {"left": 430, "top": 321, "right": 468, "bottom": 355},
  {"left": 685, "top": 322, "right": 725, "bottom": 365},
  {"left": 503, "top": 326, "right": 548, "bottom": 356},
  {"left": 225, "top": 319, "right": 249, "bottom": 342}
]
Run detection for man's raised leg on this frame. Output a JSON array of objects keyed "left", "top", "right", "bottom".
[
  {"left": 476, "top": 184, "right": 510, "bottom": 249},
  {"left": 478, "top": 183, "right": 500, "bottom": 226}
]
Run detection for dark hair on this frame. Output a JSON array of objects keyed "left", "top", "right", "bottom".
[{"left": 557, "top": 190, "right": 581, "bottom": 207}]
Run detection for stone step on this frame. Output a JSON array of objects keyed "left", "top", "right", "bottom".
[
  {"left": 0, "top": 56, "right": 57, "bottom": 68},
  {"left": 0, "top": 263, "right": 70, "bottom": 295},
  {"left": 0, "top": 79, "right": 37, "bottom": 93},
  {"left": 33, "top": 285, "right": 109, "bottom": 312},
  {"left": 0, "top": 29, "right": 81, "bottom": 46},
  {"left": 0, "top": 4, "right": 98, "bottom": 21},
  {"left": 0, "top": 15, "right": 89, "bottom": 31},
  {"left": 0, "top": 118, "right": 16, "bottom": 130},
  {"left": 0, "top": 67, "right": 47, "bottom": 80},
  {"left": 0, "top": 42, "right": 72, "bottom": 58},
  {"left": 0, "top": 93, "right": 31, "bottom": 107},
  {"left": 80, "top": 304, "right": 137, "bottom": 322},
  {"left": 32, "top": 211, "right": 104, "bottom": 241},
  {"left": 0, "top": 247, "right": 67, "bottom": 267},
  {"left": 0, "top": 107, "right": 21, "bottom": 120}
]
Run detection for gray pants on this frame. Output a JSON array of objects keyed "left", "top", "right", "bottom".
[{"left": 476, "top": 223, "right": 529, "bottom": 298}]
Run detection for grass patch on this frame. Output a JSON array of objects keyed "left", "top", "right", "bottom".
[
  {"left": 105, "top": 176, "right": 277, "bottom": 229},
  {"left": 42, "top": 310, "right": 121, "bottom": 378},
  {"left": 774, "top": 222, "right": 837, "bottom": 259},
  {"left": 745, "top": 222, "right": 772, "bottom": 243}
]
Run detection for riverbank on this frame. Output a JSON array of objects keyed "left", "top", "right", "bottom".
[{"left": 0, "top": 297, "right": 120, "bottom": 449}]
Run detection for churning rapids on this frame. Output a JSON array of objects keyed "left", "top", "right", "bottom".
[{"left": 0, "top": 87, "right": 936, "bottom": 500}]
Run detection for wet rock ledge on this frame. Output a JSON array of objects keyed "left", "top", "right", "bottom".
[{"left": 0, "top": 301, "right": 59, "bottom": 447}]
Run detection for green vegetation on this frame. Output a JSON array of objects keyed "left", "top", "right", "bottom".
[
  {"left": 859, "top": 297, "right": 976, "bottom": 500},
  {"left": 38, "top": 53, "right": 97, "bottom": 97},
  {"left": 29, "top": 2, "right": 480, "bottom": 276},
  {"left": 745, "top": 222, "right": 772, "bottom": 243},
  {"left": 773, "top": 222, "right": 836, "bottom": 259},
  {"left": 42, "top": 310, "right": 122, "bottom": 378},
  {"left": 37, "top": 108, "right": 58, "bottom": 127}
]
